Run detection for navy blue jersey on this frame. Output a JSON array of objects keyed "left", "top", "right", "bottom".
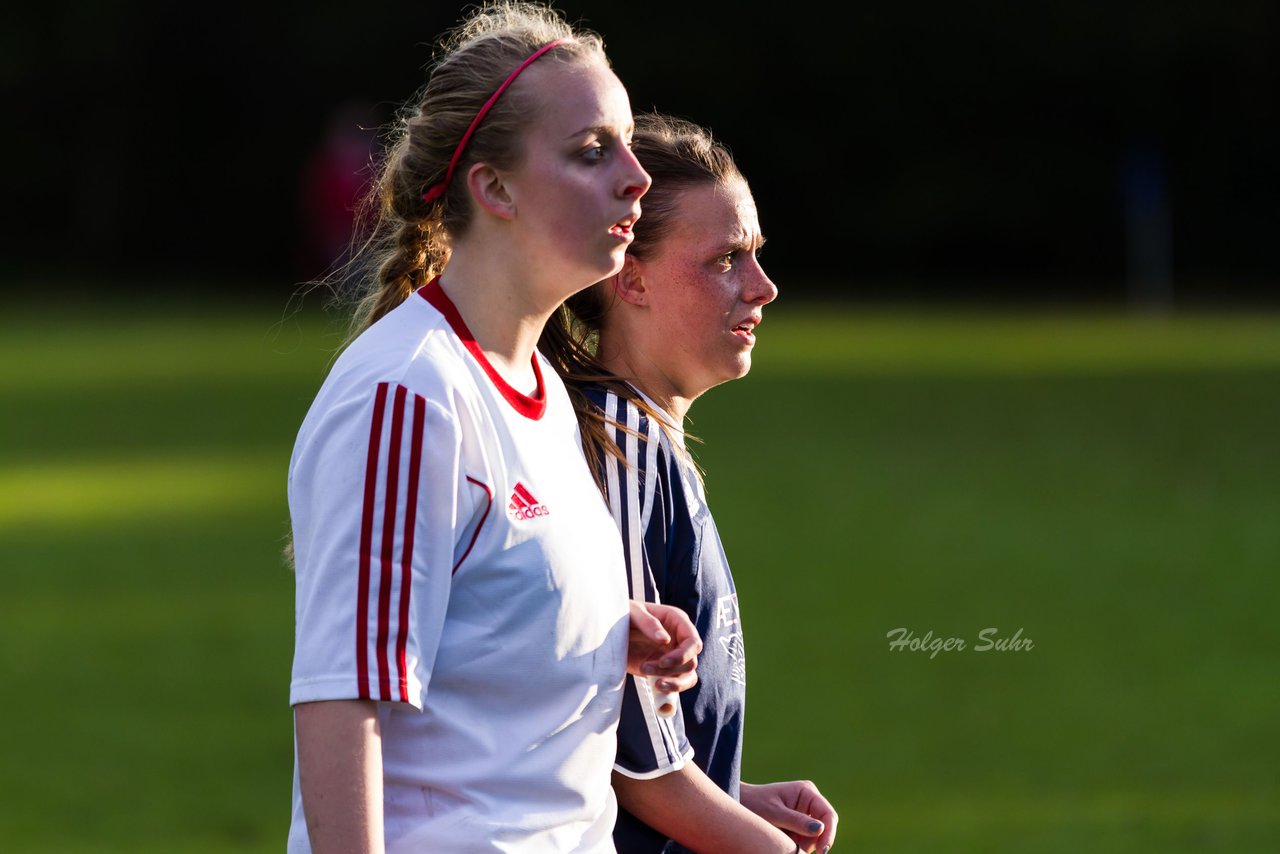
[{"left": 583, "top": 386, "right": 747, "bottom": 854}]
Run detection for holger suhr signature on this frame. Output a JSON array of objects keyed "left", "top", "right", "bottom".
[{"left": 886, "top": 627, "right": 1034, "bottom": 659}]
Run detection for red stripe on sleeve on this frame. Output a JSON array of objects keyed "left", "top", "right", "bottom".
[
  {"left": 377, "top": 385, "right": 408, "bottom": 700},
  {"left": 397, "top": 393, "right": 426, "bottom": 702},
  {"left": 356, "top": 383, "right": 390, "bottom": 700}
]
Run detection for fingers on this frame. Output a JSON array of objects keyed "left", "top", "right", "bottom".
[
  {"left": 648, "top": 666, "right": 697, "bottom": 694},
  {"left": 626, "top": 601, "right": 702, "bottom": 690},
  {"left": 627, "top": 599, "right": 670, "bottom": 645},
  {"left": 745, "top": 780, "right": 837, "bottom": 853},
  {"left": 652, "top": 602, "right": 703, "bottom": 658},
  {"left": 800, "top": 786, "right": 838, "bottom": 852},
  {"left": 639, "top": 606, "right": 700, "bottom": 691},
  {"left": 772, "top": 807, "right": 825, "bottom": 840},
  {"left": 640, "top": 639, "right": 698, "bottom": 693},
  {"left": 815, "top": 808, "right": 838, "bottom": 852},
  {"left": 641, "top": 636, "right": 698, "bottom": 675},
  {"left": 647, "top": 677, "right": 678, "bottom": 718}
]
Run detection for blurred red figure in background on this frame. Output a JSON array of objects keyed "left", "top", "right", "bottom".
[{"left": 298, "top": 103, "right": 376, "bottom": 278}]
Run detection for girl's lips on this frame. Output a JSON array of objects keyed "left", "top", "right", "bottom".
[
  {"left": 731, "top": 314, "right": 763, "bottom": 345},
  {"left": 610, "top": 208, "right": 640, "bottom": 239},
  {"left": 609, "top": 212, "right": 638, "bottom": 241}
]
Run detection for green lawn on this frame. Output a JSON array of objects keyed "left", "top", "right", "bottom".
[{"left": 1, "top": 295, "right": 1277, "bottom": 852}]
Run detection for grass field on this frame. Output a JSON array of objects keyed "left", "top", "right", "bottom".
[{"left": 2, "top": 294, "right": 1278, "bottom": 852}]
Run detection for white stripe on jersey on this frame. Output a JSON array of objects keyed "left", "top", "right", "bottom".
[
  {"left": 640, "top": 398, "right": 660, "bottom": 532},
  {"left": 605, "top": 391, "right": 684, "bottom": 771}
]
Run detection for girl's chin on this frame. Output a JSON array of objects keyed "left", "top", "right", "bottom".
[{"left": 588, "top": 254, "right": 626, "bottom": 284}]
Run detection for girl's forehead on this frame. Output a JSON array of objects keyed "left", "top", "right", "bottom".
[
  {"left": 673, "top": 181, "right": 759, "bottom": 236},
  {"left": 519, "top": 59, "right": 630, "bottom": 135}
]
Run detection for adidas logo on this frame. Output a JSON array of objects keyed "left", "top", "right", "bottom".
[{"left": 508, "top": 482, "right": 551, "bottom": 520}]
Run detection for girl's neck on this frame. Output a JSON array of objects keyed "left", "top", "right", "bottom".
[
  {"left": 596, "top": 338, "right": 695, "bottom": 425},
  {"left": 437, "top": 250, "right": 559, "bottom": 393}
]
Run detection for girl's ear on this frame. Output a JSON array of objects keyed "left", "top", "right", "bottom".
[
  {"left": 611, "top": 255, "right": 648, "bottom": 306},
  {"left": 466, "top": 162, "right": 516, "bottom": 220}
]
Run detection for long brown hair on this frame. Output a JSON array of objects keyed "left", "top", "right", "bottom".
[
  {"left": 539, "top": 111, "right": 744, "bottom": 488},
  {"left": 305, "top": 1, "right": 609, "bottom": 345}
]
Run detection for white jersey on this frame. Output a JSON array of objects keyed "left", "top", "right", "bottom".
[{"left": 287, "top": 278, "right": 629, "bottom": 853}]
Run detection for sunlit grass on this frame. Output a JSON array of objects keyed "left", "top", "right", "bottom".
[{"left": 0, "top": 452, "right": 285, "bottom": 530}]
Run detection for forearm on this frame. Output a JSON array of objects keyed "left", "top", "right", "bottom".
[
  {"left": 295, "top": 699, "right": 385, "bottom": 854},
  {"left": 613, "top": 765, "right": 796, "bottom": 854}
]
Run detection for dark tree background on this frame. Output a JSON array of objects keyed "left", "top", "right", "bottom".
[{"left": 6, "top": 0, "right": 1277, "bottom": 305}]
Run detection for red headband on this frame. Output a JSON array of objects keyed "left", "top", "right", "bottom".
[{"left": 421, "top": 39, "right": 568, "bottom": 205}]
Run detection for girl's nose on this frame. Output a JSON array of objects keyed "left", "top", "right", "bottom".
[
  {"left": 749, "top": 263, "right": 778, "bottom": 305},
  {"left": 619, "top": 147, "right": 652, "bottom": 199}
]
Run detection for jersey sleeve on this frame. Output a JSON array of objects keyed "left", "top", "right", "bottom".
[
  {"left": 598, "top": 391, "right": 695, "bottom": 778},
  {"left": 288, "top": 380, "right": 467, "bottom": 710}
]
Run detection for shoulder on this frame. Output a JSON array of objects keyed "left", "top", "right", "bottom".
[
  {"left": 294, "top": 299, "right": 469, "bottom": 448},
  {"left": 321, "top": 295, "right": 480, "bottom": 408}
]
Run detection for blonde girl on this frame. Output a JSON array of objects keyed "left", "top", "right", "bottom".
[{"left": 287, "top": 7, "right": 700, "bottom": 852}]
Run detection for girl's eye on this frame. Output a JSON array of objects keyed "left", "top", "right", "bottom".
[
  {"left": 583, "top": 145, "right": 607, "bottom": 162},
  {"left": 716, "top": 252, "right": 736, "bottom": 270}
]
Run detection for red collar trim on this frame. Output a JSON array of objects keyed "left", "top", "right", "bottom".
[{"left": 418, "top": 277, "right": 547, "bottom": 420}]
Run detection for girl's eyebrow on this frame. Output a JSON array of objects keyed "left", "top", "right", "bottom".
[
  {"left": 566, "top": 124, "right": 630, "bottom": 142},
  {"left": 724, "top": 233, "right": 766, "bottom": 254}
]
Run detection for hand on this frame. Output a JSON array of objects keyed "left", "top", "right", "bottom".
[
  {"left": 626, "top": 600, "right": 701, "bottom": 694},
  {"left": 740, "top": 780, "right": 838, "bottom": 853}
]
